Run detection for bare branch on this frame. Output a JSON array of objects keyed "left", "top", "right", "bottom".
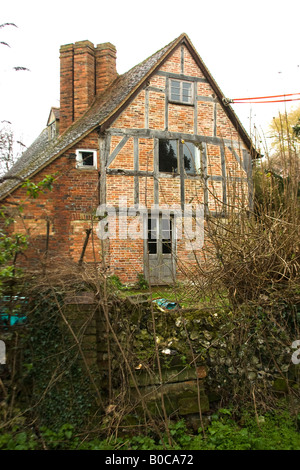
[
  {"left": 16, "top": 140, "right": 27, "bottom": 149},
  {"left": 13, "top": 66, "right": 30, "bottom": 72},
  {"left": 0, "top": 23, "right": 17, "bottom": 29}
]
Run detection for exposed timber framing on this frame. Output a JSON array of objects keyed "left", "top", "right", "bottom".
[
  {"left": 107, "top": 135, "right": 129, "bottom": 167},
  {"left": 201, "top": 143, "right": 209, "bottom": 215},
  {"left": 179, "top": 141, "right": 185, "bottom": 210},
  {"left": 220, "top": 143, "right": 227, "bottom": 207},
  {"left": 213, "top": 102, "right": 217, "bottom": 137},
  {"left": 196, "top": 95, "right": 216, "bottom": 102},
  {"left": 153, "top": 138, "right": 159, "bottom": 205},
  {"left": 180, "top": 45, "right": 184, "bottom": 74},
  {"left": 165, "top": 77, "right": 169, "bottom": 130},
  {"left": 107, "top": 127, "right": 246, "bottom": 150},
  {"left": 227, "top": 145, "right": 243, "bottom": 169},
  {"left": 105, "top": 168, "right": 246, "bottom": 183},
  {"left": 99, "top": 134, "right": 110, "bottom": 204},
  {"left": 145, "top": 87, "right": 149, "bottom": 129},
  {"left": 193, "top": 81, "right": 198, "bottom": 135},
  {"left": 134, "top": 137, "right": 139, "bottom": 204}
]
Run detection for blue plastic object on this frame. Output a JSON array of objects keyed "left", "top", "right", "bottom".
[
  {"left": 0, "top": 296, "right": 27, "bottom": 328},
  {"left": 153, "top": 298, "right": 180, "bottom": 311}
]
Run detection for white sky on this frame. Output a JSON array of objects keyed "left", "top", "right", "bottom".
[{"left": 1, "top": 0, "right": 300, "bottom": 153}]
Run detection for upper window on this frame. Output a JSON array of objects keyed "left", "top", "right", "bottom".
[
  {"left": 76, "top": 149, "right": 97, "bottom": 169},
  {"left": 170, "top": 79, "right": 193, "bottom": 104}
]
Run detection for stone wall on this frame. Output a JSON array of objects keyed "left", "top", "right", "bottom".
[
  {"left": 63, "top": 292, "right": 215, "bottom": 423},
  {"left": 63, "top": 290, "right": 300, "bottom": 423}
]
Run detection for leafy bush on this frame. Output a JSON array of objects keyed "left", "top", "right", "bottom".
[{"left": 1, "top": 408, "right": 298, "bottom": 450}]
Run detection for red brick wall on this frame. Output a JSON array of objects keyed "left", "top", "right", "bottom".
[{"left": 4, "top": 131, "right": 101, "bottom": 268}]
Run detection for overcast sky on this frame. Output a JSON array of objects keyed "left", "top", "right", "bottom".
[{"left": 1, "top": 0, "right": 300, "bottom": 153}]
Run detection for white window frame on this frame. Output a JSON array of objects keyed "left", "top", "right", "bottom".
[
  {"left": 75, "top": 149, "right": 97, "bottom": 169},
  {"left": 169, "top": 79, "right": 193, "bottom": 104}
]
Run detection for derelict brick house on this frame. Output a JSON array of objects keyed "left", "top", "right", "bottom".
[{"left": 0, "top": 33, "right": 256, "bottom": 285}]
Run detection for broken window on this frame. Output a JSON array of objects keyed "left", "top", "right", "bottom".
[
  {"left": 76, "top": 149, "right": 97, "bottom": 169},
  {"left": 183, "top": 142, "right": 200, "bottom": 175},
  {"left": 170, "top": 79, "right": 193, "bottom": 104},
  {"left": 159, "top": 139, "right": 178, "bottom": 173},
  {"left": 159, "top": 140, "right": 200, "bottom": 175}
]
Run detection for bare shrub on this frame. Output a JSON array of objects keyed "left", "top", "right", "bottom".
[{"left": 188, "top": 118, "right": 300, "bottom": 412}]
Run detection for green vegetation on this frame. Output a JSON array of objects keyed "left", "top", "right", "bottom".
[{"left": 0, "top": 408, "right": 299, "bottom": 450}]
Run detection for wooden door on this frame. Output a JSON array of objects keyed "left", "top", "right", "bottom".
[{"left": 144, "top": 214, "right": 175, "bottom": 285}]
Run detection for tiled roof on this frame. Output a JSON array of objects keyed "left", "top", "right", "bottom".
[{"left": 0, "top": 33, "right": 254, "bottom": 200}]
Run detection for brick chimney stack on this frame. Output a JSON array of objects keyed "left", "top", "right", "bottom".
[
  {"left": 73, "top": 41, "right": 95, "bottom": 122},
  {"left": 95, "top": 43, "right": 117, "bottom": 95},
  {"left": 59, "top": 40, "right": 117, "bottom": 135},
  {"left": 60, "top": 43, "right": 74, "bottom": 135}
]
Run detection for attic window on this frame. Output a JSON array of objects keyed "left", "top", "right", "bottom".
[
  {"left": 170, "top": 79, "right": 193, "bottom": 104},
  {"left": 76, "top": 149, "right": 97, "bottom": 169}
]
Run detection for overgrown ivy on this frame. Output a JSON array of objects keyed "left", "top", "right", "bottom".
[{"left": 21, "top": 290, "right": 97, "bottom": 431}]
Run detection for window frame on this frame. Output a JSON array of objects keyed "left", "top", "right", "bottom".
[
  {"left": 169, "top": 79, "right": 193, "bottom": 105},
  {"left": 75, "top": 149, "right": 97, "bottom": 170}
]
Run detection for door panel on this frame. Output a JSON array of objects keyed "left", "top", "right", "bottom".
[{"left": 145, "top": 215, "right": 175, "bottom": 285}]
